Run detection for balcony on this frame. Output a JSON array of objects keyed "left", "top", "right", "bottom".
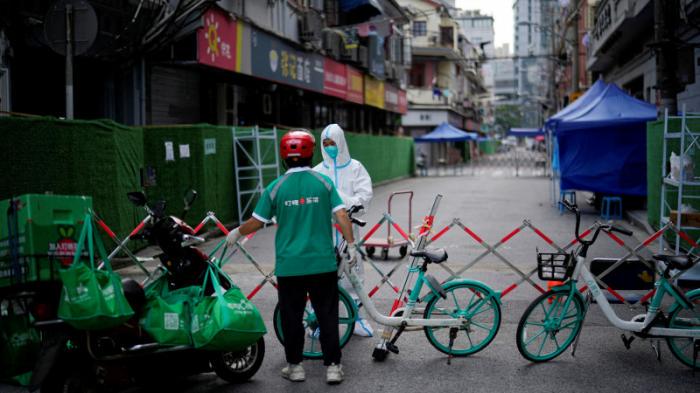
[
  {"left": 587, "top": 0, "right": 653, "bottom": 72},
  {"left": 411, "top": 32, "right": 462, "bottom": 60}
]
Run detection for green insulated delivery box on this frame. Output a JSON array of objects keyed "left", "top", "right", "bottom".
[{"left": 0, "top": 194, "right": 92, "bottom": 288}]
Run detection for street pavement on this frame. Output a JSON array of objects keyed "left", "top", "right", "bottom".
[
  {"left": 8, "top": 172, "right": 696, "bottom": 392},
  {"left": 119, "top": 172, "right": 698, "bottom": 392}
]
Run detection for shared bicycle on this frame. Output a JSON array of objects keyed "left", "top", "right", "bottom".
[
  {"left": 272, "top": 195, "right": 503, "bottom": 362},
  {"left": 516, "top": 201, "right": 700, "bottom": 369}
]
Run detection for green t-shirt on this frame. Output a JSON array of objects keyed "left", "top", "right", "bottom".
[{"left": 252, "top": 167, "right": 345, "bottom": 277}]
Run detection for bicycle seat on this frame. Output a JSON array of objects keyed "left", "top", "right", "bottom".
[
  {"left": 410, "top": 248, "right": 448, "bottom": 264},
  {"left": 653, "top": 254, "right": 695, "bottom": 271}
]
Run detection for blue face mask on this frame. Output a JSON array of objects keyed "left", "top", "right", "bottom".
[{"left": 324, "top": 145, "right": 339, "bottom": 159}]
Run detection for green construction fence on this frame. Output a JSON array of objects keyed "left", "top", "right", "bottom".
[
  {"left": 1, "top": 117, "right": 416, "bottom": 238},
  {"left": 647, "top": 117, "right": 700, "bottom": 249},
  {"left": 0, "top": 116, "right": 144, "bottom": 240}
]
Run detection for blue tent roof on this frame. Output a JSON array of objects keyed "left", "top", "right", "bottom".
[
  {"left": 508, "top": 128, "right": 544, "bottom": 137},
  {"left": 556, "top": 83, "right": 657, "bottom": 132},
  {"left": 555, "top": 82, "right": 657, "bottom": 196},
  {"left": 546, "top": 79, "right": 607, "bottom": 128},
  {"left": 414, "top": 122, "right": 478, "bottom": 143}
]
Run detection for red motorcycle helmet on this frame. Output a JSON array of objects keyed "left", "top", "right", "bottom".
[{"left": 280, "top": 129, "right": 315, "bottom": 159}]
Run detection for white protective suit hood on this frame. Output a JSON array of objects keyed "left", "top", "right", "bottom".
[{"left": 314, "top": 124, "right": 373, "bottom": 213}]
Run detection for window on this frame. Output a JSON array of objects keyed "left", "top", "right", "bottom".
[
  {"left": 413, "top": 21, "right": 427, "bottom": 37},
  {"left": 409, "top": 63, "right": 426, "bottom": 87},
  {"left": 440, "top": 26, "right": 454, "bottom": 46}
]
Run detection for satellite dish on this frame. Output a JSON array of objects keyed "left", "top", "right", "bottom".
[{"left": 44, "top": 0, "right": 98, "bottom": 56}]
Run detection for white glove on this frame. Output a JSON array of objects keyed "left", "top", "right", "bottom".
[
  {"left": 225, "top": 227, "right": 242, "bottom": 247},
  {"left": 346, "top": 243, "right": 358, "bottom": 264}
]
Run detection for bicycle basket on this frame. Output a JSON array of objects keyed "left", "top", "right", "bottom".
[{"left": 537, "top": 251, "right": 574, "bottom": 281}]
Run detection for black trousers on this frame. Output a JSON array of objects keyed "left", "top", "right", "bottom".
[{"left": 277, "top": 271, "right": 340, "bottom": 366}]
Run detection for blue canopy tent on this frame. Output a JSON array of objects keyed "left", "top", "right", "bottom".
[
  {"left": 414, "top": 122, "right": 478, "bottom": 142},
  {"left": 546, "top": 79, "right": 608, "bottom": 129},
  {"left": 414, "top": 122, "right": 477, "bottom": 175},
  {"left": 554, "top": 83, "right": 657, "bottom": 196},
  {"left": 508, "top": 128, "right": 544, "bottom": 138}
]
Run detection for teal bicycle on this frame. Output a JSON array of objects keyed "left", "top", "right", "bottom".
[
  {"left": 516, "top": 201, "right": 700, "bottom": 369},
  {"left": 273, "top": 195, "right": 503, "bottom": 361}
]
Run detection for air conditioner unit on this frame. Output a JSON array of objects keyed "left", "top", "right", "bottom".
[
  {"left": 300, "top": 10, "right": 323, "bottom": 43},
  {"left": 322, "top": 31, "right": 342, "bottom": 59},
  {"left": 341, "top": 46, "right": 358, "bottom": 63},
  {"left": 358, "top": 46, "right": 369, "bottom": 69}
]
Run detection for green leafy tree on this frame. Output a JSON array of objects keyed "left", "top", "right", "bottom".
[{"left": 493, "top": 105, "right": 523, "bottom": 137}]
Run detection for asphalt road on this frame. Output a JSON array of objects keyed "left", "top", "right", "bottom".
[
  {"left": 5, "top": 172, "right": 697, "bottom": 392},
  {"left": 120, "top": 173, "right": 698, "bottom": 393}
]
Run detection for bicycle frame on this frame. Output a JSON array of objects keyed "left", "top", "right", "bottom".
[
  {"left": 343, "top": 260, "right": 467, "bottom": 328},
  {"left": 564, "top": 253, "right": 700, "bottom": 338}
]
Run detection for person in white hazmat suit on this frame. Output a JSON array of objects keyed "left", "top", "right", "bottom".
[{"left": 314, "top": 124, "right": 374, "bottom": 337}]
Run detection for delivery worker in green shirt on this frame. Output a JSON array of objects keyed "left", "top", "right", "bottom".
[{"left": 225, "top": 129, "right": 356, "bottom": 385}]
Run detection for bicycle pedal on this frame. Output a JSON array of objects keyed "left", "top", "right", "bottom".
[
  {"left": 621, "top": 334, "right": 635, "bottom": 350},
  {"left": 386, "top": 342, "right": 399, "bottom": 354}
]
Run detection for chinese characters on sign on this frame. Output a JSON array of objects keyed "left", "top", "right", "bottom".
[
  {"left": 284, "top": 197, "right": 320, "bottom": 207},
  {"left": 197, "top": 9, "right": 237, "bottom": 71},
  {"left": 346, "top": 66, "right": 364, "bottom": 104},
  {"left": 252, "top": 29, "right": 324, "bottom": 92},
  {"left": 323, "top": 58, "right": 348, "bottom": 99},
  {"left": 364, "top": 75, "right": 385, "bottom": 109}
]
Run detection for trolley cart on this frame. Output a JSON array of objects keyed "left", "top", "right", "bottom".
[{"left": 364, "top": 191, "right": 413, "bottom": 260}]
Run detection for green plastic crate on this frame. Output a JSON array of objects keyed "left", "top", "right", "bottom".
[{"left": 0, "top": 194, "right": 92, "bottom": 288}]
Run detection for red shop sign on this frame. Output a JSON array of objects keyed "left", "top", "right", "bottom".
[
  {"left": 323, "top": 58, "right": 347, "bottom": 99},
  {"left": 197, "top": 9, "right": 237, "bottom": 71}
]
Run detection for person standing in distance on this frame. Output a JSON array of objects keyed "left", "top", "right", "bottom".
[
  {"left": 313, "top": 123, "right": 374, "bottom": 337},
  {"left": 226, "top": 129, "right": 356, "bottom": 384}
]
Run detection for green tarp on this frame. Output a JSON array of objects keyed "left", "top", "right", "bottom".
[
  {"left": 0, "top": 117, "right": 143, "bottom": 239},
  {"left": 1, "top": 117, "right": 415, "bottom": 238}
]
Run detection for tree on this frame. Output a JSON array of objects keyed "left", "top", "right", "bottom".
[{"left": 493, "top": 104, "right": 523, "bottom": 137}]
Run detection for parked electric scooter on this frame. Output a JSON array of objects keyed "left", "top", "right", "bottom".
[{"left": 33, "top": 190, "right": 265, "bottom": 392}]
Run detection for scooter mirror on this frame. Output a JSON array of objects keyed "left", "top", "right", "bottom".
[
  {"left": 183, "top": 189, "right": 198, "bottom": 210},
  {"left": 127, "top": 192, "right": 147, "bottom": 207}
]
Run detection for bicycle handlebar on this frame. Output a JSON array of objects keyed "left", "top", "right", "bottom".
[{"left": 560, "top": 201, "right": 633, "bottom": 255}]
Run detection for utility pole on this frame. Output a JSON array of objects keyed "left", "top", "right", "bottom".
[
  {"left": 654, "top": 0, "right": 680, "bottom": 115},
  {"left": 570, "top": 0, "right": 579, "bottom": 93}
]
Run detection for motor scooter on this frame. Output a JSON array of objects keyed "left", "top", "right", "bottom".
[{"left": 31, "top": 190, "right": 265, "bottom": 392}]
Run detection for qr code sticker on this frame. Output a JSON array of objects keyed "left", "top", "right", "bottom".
[{"left": 164, "top": 313, "right": 179, "bottom": 330}]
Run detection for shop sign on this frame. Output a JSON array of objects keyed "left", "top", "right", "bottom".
[
  {"left": 384, "top": 83, "right": 398, "bottom": 113},
  {"left": 346, "top": 66, "right": 364, "bottom": 104},
  {"left": 323, "top": 59, "right": 347, "bottom": 99},
  {"left": 398, "top": 89, "right": 407, "bottom": 114},
  {"left": 251, "top": 29, "right": 324, "bottom": 92},
  {"left": 364, "top": 75, "right": 384, "bottom": 109},
  {"left": 197, "top": 9, "right": 237, "bottom": 71}
]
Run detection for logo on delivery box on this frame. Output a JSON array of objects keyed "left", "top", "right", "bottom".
[{"left": 48, "top": 226, "right": 79, "bottom": 266}]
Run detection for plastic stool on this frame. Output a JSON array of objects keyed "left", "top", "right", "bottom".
[
  {"left": 601, "top": 196, "right": 623, "bottom": 221},
  {"left": 559, "top": 190, "right": 576, "bottom": 214}
]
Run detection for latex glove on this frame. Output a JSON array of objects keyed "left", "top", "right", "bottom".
[
  {"left": 225, "top": 227, "right": 242, "bottom": 248},
  {"left": 346, "top": 243, "right": 358, "bottom": 265}
]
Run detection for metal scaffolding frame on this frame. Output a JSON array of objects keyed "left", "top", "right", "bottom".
[
  {"left": 232, "top": 126, "right": 280, "bottom": 223},
  {"left": 659, "top": 106, "right": 700, "bottom": 253}
]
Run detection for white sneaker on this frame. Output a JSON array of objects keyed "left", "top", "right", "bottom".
[
  {"left": 326, "top": 363, "right": 344, "bottom": 384},
  {"left": 353, "top": 318, "right": 374, "bottom": 337},
  {"left": 281, "top": 363, "right": 305, "bottom": 382}
]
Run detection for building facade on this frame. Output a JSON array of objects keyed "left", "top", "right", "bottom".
[
  {"left": 513, "top": 0, "right": 560, "bottom": 126},
  {"left": 0, "top": 0, "right": 411, "bottom": 134},
  {"left": 586, "top": 0, "right": 700, "bottom": 112},
  {"left": 455, "top": 10, "right": 495, "bottom": 131}
]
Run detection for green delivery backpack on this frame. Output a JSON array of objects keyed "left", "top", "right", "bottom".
[
  {"left": 58, "top": 214, "right": 134, "bottom": 330},
  {"left": 191, "top": 264, "right": 266, "bottom": 351}
]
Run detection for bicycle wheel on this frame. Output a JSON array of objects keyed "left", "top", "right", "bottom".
[
  {"left": 516, "top": 288, "right": 585, "bottom": 362},
  {"left": 666, "top": 291, "right": 700, "bottom": 370},
  {"left": 273, "top": 287, "right": 356, "bottom": 359},
  {"left": 423, "top": 282, "right": 501, "bottom": 356}
]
